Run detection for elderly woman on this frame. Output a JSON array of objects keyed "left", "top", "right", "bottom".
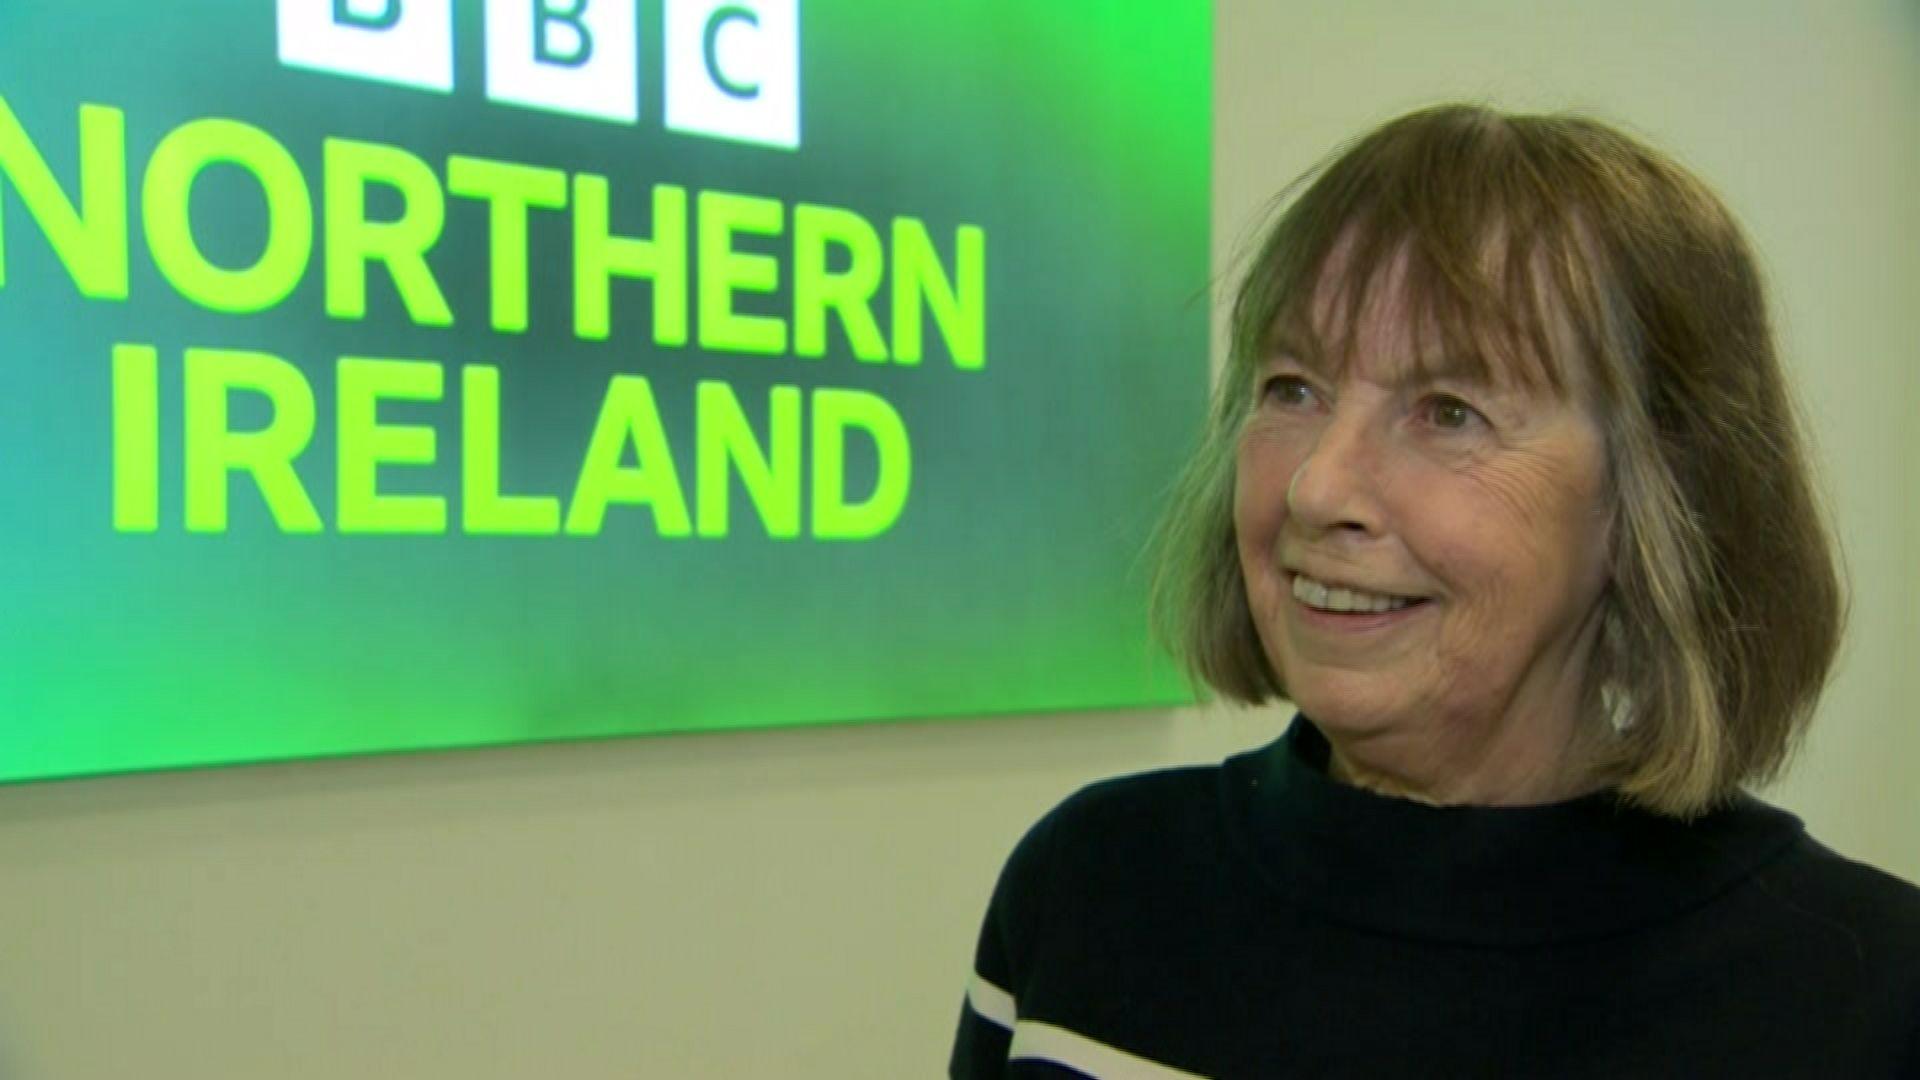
[{"left": 950, "top": 105, "right": 1920, "bottom": 1078}]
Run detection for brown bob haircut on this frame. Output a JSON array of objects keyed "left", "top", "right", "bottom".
[{"left": 1153, "top": 103, "right": 1846, "bottom": 817}]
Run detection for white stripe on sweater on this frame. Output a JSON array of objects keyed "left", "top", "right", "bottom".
[
  {"left": 966, "top": 973, "right": 1017, "bottom": 1029},
  {"left": 1009, "top": 1020, "right": 1212, "bottom": 1079}
]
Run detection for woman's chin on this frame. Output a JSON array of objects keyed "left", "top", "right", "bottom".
[{"left": 1284, "top": 690, "right": 1415, "bottom": 741}]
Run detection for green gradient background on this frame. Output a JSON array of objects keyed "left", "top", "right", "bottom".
[{"left": 0, "top": 1, "right": 1210, "bottom": 782}]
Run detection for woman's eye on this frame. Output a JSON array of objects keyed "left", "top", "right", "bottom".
[
  {"left": 1260, "top": 376, "right": 1316, "bottom": 408},
  {"left": 1426, "top": 395, "right": 1486, "bottom": 431}
]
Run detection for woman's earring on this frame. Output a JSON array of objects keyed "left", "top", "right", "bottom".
[{"left": 1602, "top": 680, "right": 1635, "bottom": 734}]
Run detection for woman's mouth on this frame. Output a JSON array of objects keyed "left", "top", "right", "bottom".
[{"left": 1288, "top": 571, "right": 1432, "bottom": 628}]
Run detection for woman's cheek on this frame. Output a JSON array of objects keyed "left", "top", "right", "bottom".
[{"left": 1236, "top": 434, "right": 1297, "bottom": 530}]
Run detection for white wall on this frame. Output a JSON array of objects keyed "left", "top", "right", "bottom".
[{"left": 0, "top": 2, "right": 1913, "bottom": 1076}]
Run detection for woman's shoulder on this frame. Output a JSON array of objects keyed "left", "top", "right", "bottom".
[
  {"left": 1008, "top": 761, "right": 1224, "bottom": 865},
  {"left": 1042, "top": 760, "right": 1225, "bottom": 838},
  {"left": 990, "top": 757, "right": 1248, "bottom": 913},
  {"left": 1754, "top": 831, "right": 1920, "bottom": 949}
]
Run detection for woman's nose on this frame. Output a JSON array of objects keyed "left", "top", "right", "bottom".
[{"left": 1285, "top": 413, "right": 1384, "bottom": 536}]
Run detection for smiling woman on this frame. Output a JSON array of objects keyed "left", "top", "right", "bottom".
[
  {"left": 949, "top": 104, "right": 1920, "bottom": 1079},
  {"left": 1234, "top": 239, "right": 1617, "bottom": 807},
  {"left": 1172, "top": 104, "right": 1841, "bottom": 818}
]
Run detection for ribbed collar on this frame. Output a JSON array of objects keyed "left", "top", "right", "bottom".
[{"left": 1219, "top": 714, "right": 1806, "bottom": 947}]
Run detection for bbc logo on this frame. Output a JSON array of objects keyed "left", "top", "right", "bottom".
[{"left": 276, "top": 0, "right": 800, "bottom": 149}]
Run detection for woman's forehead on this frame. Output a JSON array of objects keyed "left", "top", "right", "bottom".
[
  {"left": 1264, "top": 241, "right": 1586, "bottom": 401},
  {"left": 1266, "top": 298, "right": 1515, "bottom": 389}
]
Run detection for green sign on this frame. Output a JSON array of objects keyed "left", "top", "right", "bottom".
[{"left": 0, "top": 1, "right": 1210, "bottom": 782}]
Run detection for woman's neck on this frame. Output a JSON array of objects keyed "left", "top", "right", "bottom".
[{"left": 1322, "top": 725, "right": 1606, "bottom": 807}]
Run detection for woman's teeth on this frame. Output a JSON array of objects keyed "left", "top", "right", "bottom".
[{"left": 1291, "top": 573, "right": 1417, "bottom": 613}]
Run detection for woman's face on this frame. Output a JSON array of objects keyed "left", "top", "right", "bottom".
[{"left": 1234, "top": 259, "right": 1614, "bottom": 790}]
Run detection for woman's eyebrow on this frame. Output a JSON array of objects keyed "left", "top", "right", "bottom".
[
  {"left": 1265, "top": 331, "right": 1330, "bottom": 372},
  {"left": 1266, "top": 339, "right": 1511, "bottom": 395},
  {"left": 1413, "top": 355, "right": 1502, "bottom": 390}
]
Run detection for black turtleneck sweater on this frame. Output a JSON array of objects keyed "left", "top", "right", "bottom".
[{"left": 950, "top": 716, "right": 1920, "bottom": 1078}]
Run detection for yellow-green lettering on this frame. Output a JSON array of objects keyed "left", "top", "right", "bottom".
[
  {"left": 573, "top": 175, "right": 687, "bottom": 345},
  {"left": 891, "top": 218, "right": 984, "bottom": 369},
  {"left": 324, "top": 138, "right": 452, "bottom": 325},
  {"left": 696, "top": 380, "right": 800, "bottom": 538},
  {"left": 565, "top": 375, "right": 691, "bottom": 536},
  {"left": 111, "top": 343, "right": 159, "bottom": 532},
  {"left": 697, "top": 189, "right": 785, "bottom": 355},
  {"left": 446, "top": 155, "right": 567, "bottom": 333},
  {"left": 337, "top": 357, "right": 445, "bottom": 533},
  {"left": 0, "top": 97, "right": 127, "bottom": 298},
  {"left": 811, "top": 387, "right": 910, "bottom": 539},
  {"left": 184, "top": 348, "right": 321, "bottom": 533},
  {"left": 793, "top": 203, "right": 886, "bottom": 361},
  {"left": 143, "top": 118, "right": 312, "bottom": 313},
  {"left": 462, "top": 364, "right": 560, "bottom": 534}
]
